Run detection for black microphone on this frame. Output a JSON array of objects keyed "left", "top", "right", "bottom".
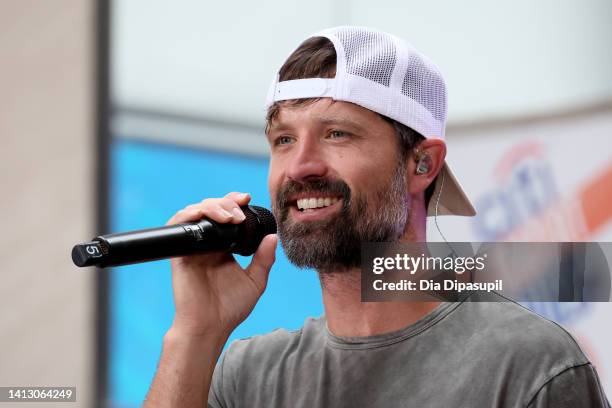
[{"left": 71, "top": 205, "right": 276, "bottom": 268}]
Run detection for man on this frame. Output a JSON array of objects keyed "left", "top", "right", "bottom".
[{"left": 144, "top": 26, "right": 610, "bottom": 407}]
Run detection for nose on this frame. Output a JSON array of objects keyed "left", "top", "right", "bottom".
[{"left": 285, "top": 135, "right": 328, "bottom": 183}]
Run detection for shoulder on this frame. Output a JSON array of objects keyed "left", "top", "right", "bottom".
[
  {"left": 456, "top": 293, "right": 589, "bottom": 366},
  {"left": 210, "top": 317, "right": 329, "bottom": 406},
  {"left": 445, "top": 294, "right": 600, "bottom": 406}
]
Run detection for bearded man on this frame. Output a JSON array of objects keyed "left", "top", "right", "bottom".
[{"left": 144, "top": 27, "right": 610, "bottom": 408}]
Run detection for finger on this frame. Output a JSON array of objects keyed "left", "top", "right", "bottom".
[
  {"left": 166, "top": 207, "right": 204, "bottom": 225},
  {"left": 217, "top": 197, "right": 248, "bottom": 225},
  {"left": 167, "top": 199, "right": 234, "bottom": 226},
  {"left": 245, "top": 234, "right": 278, "bottom": 294},
  {"left": 223, "top": 191, "right": 251, "bottom": 206}
]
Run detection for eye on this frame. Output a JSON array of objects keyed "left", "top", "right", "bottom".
[
  {"left": 328, "top": 130, "right": 349, "bottom": 139},
  {"left": 275, "top": 135, "right": 294, "bottom": 145}
]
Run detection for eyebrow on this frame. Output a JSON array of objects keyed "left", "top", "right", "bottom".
[
  {"left": 267, "top": 115, "right": 367, "bottom": 134},
  {"left": 317, "top": 116, "right": 367, "bottom": 132}
]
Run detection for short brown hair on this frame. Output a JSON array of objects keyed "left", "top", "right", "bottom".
[{"left": 265, "top": 36, "right": 436, "bottom": 208}]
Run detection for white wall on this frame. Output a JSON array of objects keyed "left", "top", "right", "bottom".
[
  {"left": 0, "top": 0, "right": 95, "bottom": 406},
  {"left": 112, "top": 0, "right": 612, "bottom": 126}
]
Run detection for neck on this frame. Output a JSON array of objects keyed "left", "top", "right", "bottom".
[
  {"left": 319, "top": 272, "right": 440, "bottom": 337},
  {"left": 319, "top": 199, "right": 439, "bottom": 337}
]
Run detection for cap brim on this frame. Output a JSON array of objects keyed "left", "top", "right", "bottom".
[{"left": 427, "top": 162, "right": 476, "bottom": 217}]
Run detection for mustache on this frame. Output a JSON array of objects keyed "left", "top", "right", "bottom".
[{"left": 275, "top": 178, "right": 351, "bottom": 211}]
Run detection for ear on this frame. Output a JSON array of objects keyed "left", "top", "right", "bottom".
[{"left": 407, "top": 138, "right": 446, "bottom": 196}]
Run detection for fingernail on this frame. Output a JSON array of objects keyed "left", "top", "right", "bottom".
[
  {"left": 238, "top": 193, "right": 249, "bottom": 200},
  {"left": 232, "top": 207, "right": 246, "bottom": 220},
  {"left": 220, "top": 208, "right": 233, "bottom": 218}
]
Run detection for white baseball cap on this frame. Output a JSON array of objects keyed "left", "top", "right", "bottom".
[{"left": 265, "top": 26, "right": 476, "bottom": 217}]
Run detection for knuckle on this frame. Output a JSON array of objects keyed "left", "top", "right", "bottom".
[
  {"left": 219, "top": 197, "right": 239, "bottom": 208},
  {"left": 168, "top": 204, "right": 203, "bottom": 225},
  {"left": 199, "top": 198, "right": 220, "bottom": 210},
  {"left": 224, "top": 191, "right": 240, "bottom": 199},
  {"left": 199, "top": 197, "right": 216, "bottom": 206},
  {"left": 200, "top": 197, "right": 228, "bottom": 209},
  {"left": 184, "top": 203, "right": 201, "bottom": 212}
]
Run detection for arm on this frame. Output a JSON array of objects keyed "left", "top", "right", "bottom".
[
  {"left": 143, "top": 192, "right": 277, "bottom": 407},
  {"left": 144, "top": 328, "right": 227, "bottom": 407}
]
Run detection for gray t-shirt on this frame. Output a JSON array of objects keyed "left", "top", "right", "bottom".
[{"left": 208, "top": 292, "right": 610, "bottom": 407}]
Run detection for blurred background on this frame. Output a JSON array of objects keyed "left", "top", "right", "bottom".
[{"left": 1, "top": 0, "right": 611, "bottom": 407}]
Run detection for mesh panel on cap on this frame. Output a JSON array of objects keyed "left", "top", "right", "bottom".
[
  {"left": 401, "top": 54, "right": 447, "bottom": 122},
  {"left": 335, "top": 27, "right": 397, "bottom": 87}
]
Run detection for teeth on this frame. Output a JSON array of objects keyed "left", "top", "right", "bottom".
[{"left": 297, "top": 197, "right": 339, "bottom": 210}]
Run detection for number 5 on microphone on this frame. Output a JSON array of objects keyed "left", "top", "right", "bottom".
[{"left": 86, "top": 244, "right": 102, "bottom": 257}]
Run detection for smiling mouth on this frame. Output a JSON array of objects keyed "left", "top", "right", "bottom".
[{"left": 294, "top": 196, "right": 341, "bottom": 212}]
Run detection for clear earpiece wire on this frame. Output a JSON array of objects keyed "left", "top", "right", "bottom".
[{"left": 434, "top": 171, "right": 458, "bottom": 258}]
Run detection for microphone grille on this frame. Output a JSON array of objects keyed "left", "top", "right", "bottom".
[{"left": 233, "top": 205, "right": 277, "bottom": 256}]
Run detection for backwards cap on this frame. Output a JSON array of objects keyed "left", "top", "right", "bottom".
[{"left": 265, "top": 26, "right": 476, "bottom": 217}]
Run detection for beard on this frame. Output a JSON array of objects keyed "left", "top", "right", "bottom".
[{"left": 272, "top": 160, "right": 409, "bottom": 272}]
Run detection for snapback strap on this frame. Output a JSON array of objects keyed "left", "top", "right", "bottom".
[{"left": 271, "top": 78, "right": 335, "bottom": 102}]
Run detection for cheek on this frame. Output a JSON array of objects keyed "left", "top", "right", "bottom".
[
  {"left": 267, "top": 160, "right": 283, "bottom": 201},
  {"left": 349, "top": 156, "right": 400, "bottom": 202},
  {"left": 349, "top": 156, "right": 389, "bottom": 188}
]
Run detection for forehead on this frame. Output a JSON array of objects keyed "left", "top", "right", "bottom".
[{"left": 267, "top": 98, "right": 386, "bottom": 133}]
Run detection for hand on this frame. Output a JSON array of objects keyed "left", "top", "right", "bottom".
[{"left": 165, "top": 192, "right": 277, "bottom": 339}]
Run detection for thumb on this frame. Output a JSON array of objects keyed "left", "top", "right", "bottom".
[{"left": 246, "top": 234, "right": 278, "bottom": 293}]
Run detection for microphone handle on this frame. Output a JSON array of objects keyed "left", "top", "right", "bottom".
[{"left": 72, "top": 219, "right": 239, "bottom": 268}]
